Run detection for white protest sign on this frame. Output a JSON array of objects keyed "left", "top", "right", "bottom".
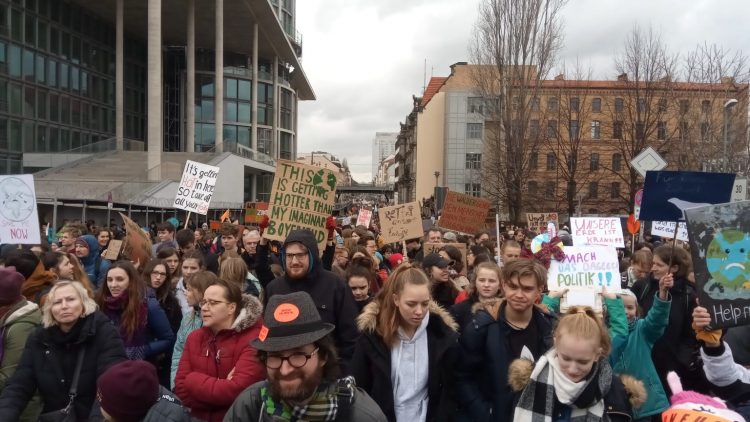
[
  {"left": 356, "top": 209, "right": 373, "bottom": 228},
  {"left": 548, "top": 246, "right": 621, "bottom": 292},
  {"left": 0, "top": 174, "right": 41, "bottom": 244},
  {"left": 570, "top": 217, "right": 625, "bottom": 247},
  {"left": 651, "top": 221, "right": 689, "bottom": 242},
  {"left": 173, "top": 160, "right": 220, "bottom": 215},
  {"left": 732, "top": 177, "right": 747, "bottom": 202},
  {"left": 630, "top": 146, "right": 667, "bottom": 178}
]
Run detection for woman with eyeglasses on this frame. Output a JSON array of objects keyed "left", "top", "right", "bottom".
[
  {"left": 438, "top": 245, "right": 469, "bottom": 292},
  {"left": 96, "top": 261, "right": 175, "bottom": 361},
  {"left": 143, "top": 259, "right": 183, "bottom": 387},
  {"left": 174, "top": 278, "right": 265, "bottom": 422}
]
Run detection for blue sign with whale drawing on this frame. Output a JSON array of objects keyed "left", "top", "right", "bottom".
[
  {"left": 639, "top": 171, "right": 734, "bottom": 222},
  {"left": 685, "top": 201, "right": 750, "bottom": 329}
]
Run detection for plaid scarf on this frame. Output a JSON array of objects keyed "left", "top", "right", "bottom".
[
  {"left": 513, "top": 349, "right": 612, "bottom": 422},
  {"left": 260, "top": 376, "right": 355, "bottom": 421}
]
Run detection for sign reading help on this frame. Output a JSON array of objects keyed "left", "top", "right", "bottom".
[
  {"left": 651, "top": 221, "right": 688, "bottom": 242},
  {"left": 173, "top": 160, "right": 220, "bottom": 215},
  {"left": 356, "top": 209, "right": 373, "bottom": 228},
  {"left": 378, "top": 202, "right": 423, "bottom": 244},
  {"left": 0, "top": 174, "right": 41, "bottom": 244},
  {"left": 264, "top": 160, "right": 337, "bottom": 252},
  {"left": 438, "top": 191, "right": 491, "bottom": 234},
  {"left": 570, "top": 217, "right": 624, "bottom": 248},
  {"left": 548, "top": 246, "right": 621, "bottom": 292},
  {"left": 526, "top": 212, "right": 559, "bottom": 234}
]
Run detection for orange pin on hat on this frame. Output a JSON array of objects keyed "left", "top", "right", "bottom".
[{"left": 273, "top": 303, "right": 300, "bottom": 323}]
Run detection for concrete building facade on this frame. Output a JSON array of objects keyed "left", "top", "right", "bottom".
[
  {"left": 371, "top": 131, "right": 396, "bottom": 182},
  {"left": 296, "top": 151, "right": 352, "bottom": 186}
]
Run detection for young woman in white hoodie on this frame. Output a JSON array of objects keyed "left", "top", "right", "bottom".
[{"left": 351, "top": 263, "right": 459, "bottom": 422}]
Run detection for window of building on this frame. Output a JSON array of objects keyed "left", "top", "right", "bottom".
[
  {"left": 590, "top": 153, "right": 599, "bottom": 171},
  {"left": 657, "top": 121, "right": 666, "bottom": 140},
  {"left": 610, "top": 182, "right": 620, "bottom": 199},
  {"left": 614, "top": 97, "right": 623, "bottom": 112},
  {"left": 467, "top": 123, "right": 482, "bottom": 139},
  {"left": 680, "top": 99, "right": 690, "bottom": 113},
  {"left": 468, "top": 97, "right": 483, "bottom": 114},
  {"left": 545, "top": 181, "right": 556, "bottom": 197},
  {"left": 635, "top": 122, "right": 645, "bottom": 140},
  {"left": 657, "top": 98, "right": 667, "bottom": 112},
  {"left": 23, "top": 86, "right": 34, "bottom": 118},
  {"left": 280, "top": 132, "right": 293, "bottom": 160},
  {"left": 529, "top": 119, "right": 540, "bottom": 139},
  {"left": 280, "top": 88, "right": 293, "bottom": 130},
  {"left": 511, "top": 96, "right": 519, "bottom": 110},
  {"left": 530, "top": 97, "right": 540, "bottom": 112},
  {"left": 592, "top": 98, "right": 601, "bottom": 113},
  {"left": 465, "top": 183, "right": 481, "bottom": 197},
  {"left": 9, "top": 83, "right": 20, "bottom": 115},
  {"left": 701, "top": 122, "right": 709, "bottom": 140},
  {"left": 612, "top": 153, "right": 622, "bottom": 171},
  {"left": 22, "top": 49, "right": 33, "bottom": 82},
  {"left": 702, "top": 100, "right": 711, "bottom": 113},
  {"left": 546, "top": 152, "right": 556, "bottom": 170},
  {"left": 570, "top": 97, "right": 579, "bottom": 112},
  {"left": 680, "top": 120, "right": 689, "bottom": 138},
  {"left": 548, "top": 97, "right": 558, "bottom": 112},
  {"left": 637, "top": 98, "right": 646, "bottom": 113},
  {"left": 591, "top": 120, "right": 600, "bottom": 140},
  {"left": 528, "top": 181, "right": 538, "bottom": 196},
  {"left": 466, "top": 153, "right": 481, "bottom": 169},
  {"left": 10, "top": 8, "right": 21, "bottom": 42},
  {"left": 588, "top": 182, "right": 598, "bottom": 199},
  {"left": 547, "top": 120, "right": 557, "bottom": 138},
  {"left": 569, "top": 120, "right": 579, "bottom": 140},
  {"left": 530, "top": 152, "right": 538, "bottom": 169}
]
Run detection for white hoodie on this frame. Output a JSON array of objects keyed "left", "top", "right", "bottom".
[{"left": 391, "top": 311, "right": 430, "bottom": 422}]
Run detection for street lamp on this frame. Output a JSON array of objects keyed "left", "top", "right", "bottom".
[
  {"left": 723, "top": 98, "right": 738, "bottom": 172},
  {"left": 434, "top": 171, "right": 440, "bottom": 187}
]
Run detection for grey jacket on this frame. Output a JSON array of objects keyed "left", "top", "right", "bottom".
[{"left": 224, "top": 380, "right": 388, "bottom": 422}]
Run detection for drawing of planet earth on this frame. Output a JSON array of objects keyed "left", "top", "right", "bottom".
[
  {"left": 0, "top": 177, "right": 35, "bottom": 222},
  {"left": 704, "top": 229, "right": 750, "bottom": 300}
]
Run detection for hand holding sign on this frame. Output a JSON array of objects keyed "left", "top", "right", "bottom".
[{"left": 659, "top": 273, "right": 673, "bottom": 300}]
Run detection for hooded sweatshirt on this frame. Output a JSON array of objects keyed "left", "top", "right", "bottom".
[
  {"left": 78, "top": 234, "right": 110, "bottom": 288},
  {"left": 391, "top": 311, "right": 430, "bottom": 422}
]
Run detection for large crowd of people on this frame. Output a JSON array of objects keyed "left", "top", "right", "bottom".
[{"left": 0, "top": 213, "right": 747, "bottom": 421}]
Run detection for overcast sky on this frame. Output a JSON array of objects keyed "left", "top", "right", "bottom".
[{"left": 296, "top": 0, "right": 750, "bottom": 183}]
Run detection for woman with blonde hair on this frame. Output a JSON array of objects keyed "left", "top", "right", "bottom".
[
  {"left": 0, "top": 281, "right": 126, "bottom": 420},
  {"left": 450, "top": 262, "right": 502, "bottom": 332},
  {"left": 351, "top": 264, "right": 459, "bottom": 422},
  {"left": 219, "top": 256, "right": 261, "bottom": 297},
  {"left": 41, "top": 251, "right": 95, "bottom": 299}
]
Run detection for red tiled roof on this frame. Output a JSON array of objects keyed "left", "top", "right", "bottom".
[{"left": 421, "top": 77, "right": 449, "bottom": 107}]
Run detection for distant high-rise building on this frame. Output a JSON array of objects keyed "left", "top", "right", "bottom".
[{"left": 371, "top": 132, "right": 397, "bottom": 181}]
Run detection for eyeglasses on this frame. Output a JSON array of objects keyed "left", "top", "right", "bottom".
[
  {"left": 263, "top": 348, "right": 319, "bottom": 369},
  {"left": 447, "top": 260, "right": 456, "bottom": 267},
  {"left": 199, "top": 299, "right": 230, "bottom": 308},
  {"left": 151, "top": 271, "right": 167, "bottom": 278},
  {"left": 285, "top": 252, "right": 308, "bottom": 262}
]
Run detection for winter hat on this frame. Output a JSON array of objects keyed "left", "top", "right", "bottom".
[
  {"left": 73, "top": 237, "right": 88, "bottom": 248},
  {"left": 388, "top": 253, "right": 404, "bottom": 268},
  {"left": 662, "top": 371, "right": 744, "bottom": 421},
  {"left": 0, "top": 267, "right": 24, "bottom": 306},
  {"left": 252, "top": 291, "right": 334, "bottom": 352},
  {"left": 97, "top": 360, "right": 160, "bottom": 422},
  {"left": 443, "top": 232, "right": 458, "bottom": 242}
]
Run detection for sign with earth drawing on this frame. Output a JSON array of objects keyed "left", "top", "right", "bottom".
[
  {"left": 685, "top": 201, "right": 750, "bottom": 329},
  {"left": 0, "top": 174, "right": 41, "bottom": 244}
]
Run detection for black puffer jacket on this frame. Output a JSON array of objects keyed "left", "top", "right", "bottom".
[
  {"left": 262, "top": 229, "right": 360, "bottom": 373},
  {"left": 0, "top": 311, "right": 127, "bottom": 421}
]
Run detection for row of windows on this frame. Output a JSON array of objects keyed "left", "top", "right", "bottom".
[
  {"left": 528, "top": 181, "right": 621, "bottom": 200},
  {"left": 193, "top": 122, "right": 294, "bottom": 160},
  {"left": 523, "top": 119, "right": 713, "bottom": 141},
  {"left": 0, "top": 118, "right": 110, "bottom": 153},
  {"left": 531, "top": 152, "right": 624, "bottom": 172},
  {"left": 469, "top": 95, "right": 725, "bottom": 115}
]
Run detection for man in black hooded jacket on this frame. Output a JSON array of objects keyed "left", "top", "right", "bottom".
[{"left": 262, "top": 229, "right": 359, "bottom": 374}]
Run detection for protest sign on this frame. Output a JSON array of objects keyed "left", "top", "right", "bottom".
[
  {"left": 379, "top": 202, "right": 423, "bottom": 244},
  {"left": 639, "top": 171, "right": 734, "bottom": 222},
  {"left": 526, "top": 212, "right": 559, "bottom": 234},
  {"left": 685, "top": 201, "right": 750, "bottom": 329},
  {"left": 548, "top": 246, "right": 621, "bottom": 292},
  {"left": 173, "top": 160, "right": 220, "bottom": 215},
  {"left": 341, "top": 216, "right": 352, "bottom": 226},
  {"left": 0, "top": 174, "right": 41, "bottom": 244},
  {"left": 570, "top": 217, "right": 624, "bottom": 248},
  {"left": 119, "top": 213, "right": 152, "bottom": 268},
  {"left": 264, "top": 160, "right": 338, "bottom": 252},
  {"left": 356, "top": 209, "right": 373, "bottom": 228},
  {"left": 438, "top": 191, "right": 491, "bottom": 234},
  {"left": 103, "top": 239, "right": 123, "bottom": 261},
  {"left": 651, "top": 221, "right": 688, "bottom": 242},
  {"left": 244, "top": 202, "right": 269, "bottom": 225},
  {"left": 424, "top": 242, "right": 467, "bottom": 270}
]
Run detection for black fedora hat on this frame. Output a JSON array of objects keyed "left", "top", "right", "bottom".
[{"left": 252, "top": 291, "right": 335, "bottom": 352}]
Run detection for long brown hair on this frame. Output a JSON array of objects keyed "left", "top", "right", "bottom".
[
  {"left": 374, "top": 263, "right": 430, "bottom": 346},
  {"left": 143, "top": 259, "right": 171, "bottom": 303},
  {"left": 96, "top": 261, "right": 147, "bottom": 340}
]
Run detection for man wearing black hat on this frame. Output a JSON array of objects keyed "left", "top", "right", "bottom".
[
  {"left": 423, "top": 252, "right": 458, "bottom": 310},
  {"left": 225, "top": 292, "right": 386, "bottom": 421},
  {"left": 263, "top": 229, "right": 359, "bottom": 372}
]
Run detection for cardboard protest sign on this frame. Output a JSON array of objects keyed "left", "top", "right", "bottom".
[
  {"left": 244, "top": 202, "right": 269, "bottom": 225},
  {"left": 651, "top": 221, "right": 688, "bottom": 242},
  {"left": 639, "top": 171, "right": 734, "bottom": 222},
  {"left": 0, "top": 174, "right": 41, "bottom": 244},
  {"left": 526, "top": 212, "right": 559, "bottom": 234},
  {"left": 173, "top": 160, "right": 220, "bottom": 215},
  {"left": 103, "top": 239, "right": 123, "bottom": 261},
  {"left": 685, "top": 201, "right": 750, "bottom": 329},
  {"left": 378, "top": 202, "right": 423, "bottom": 244},
  {"left": 570, "top": 217, "right": 624, "bottom": 248},
  {"left": 264, "top": 160, "right": 337, "bottom": 252},
  {"left": 548, "top": 246, "right": 621, "bottom": 292},
  {"left": 438, "top": 191, "right": 491, "bottom": 234},
  {"left": 424, "top": 242, "right": 467, "bottom": 270},
  {"left": 356, "top": 209, "right": 373, "bottom": 228},
  {"left": 119, "top": 213, "right": 152, "bottom": 268}
]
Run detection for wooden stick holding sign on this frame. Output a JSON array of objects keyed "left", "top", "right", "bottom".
[{"left": 184, "top": 212, "right": 191, "bottom": 229}]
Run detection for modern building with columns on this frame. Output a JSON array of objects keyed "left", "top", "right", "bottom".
[{"left": 0, "top": 0, "right": 313, "bottom": 217}]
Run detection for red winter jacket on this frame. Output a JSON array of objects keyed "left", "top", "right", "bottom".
[{"left": 174, "top": 295, "right": 266, "bottom": 422}]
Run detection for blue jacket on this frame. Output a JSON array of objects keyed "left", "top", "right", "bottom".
[
  {"left": 78, "top": 235, "right": 110, "bottom": 288},
  {"left": 170, "top": 308, "right": 203, "bottom": 389},
  {"left": 610, "top": 293, "right": 671, "bottom": 419}
]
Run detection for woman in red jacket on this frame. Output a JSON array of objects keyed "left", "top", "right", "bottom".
[{"left": 174, "top": 278, "right": 265, "bottom": 421}]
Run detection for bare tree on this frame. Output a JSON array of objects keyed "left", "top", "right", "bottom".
[{"left": 470, "top": 0, "right": 567, "bottom": 223}]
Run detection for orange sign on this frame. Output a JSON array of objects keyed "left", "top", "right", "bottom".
[{"left": 273, "top": 303, "right": 300, "bottom": 323}]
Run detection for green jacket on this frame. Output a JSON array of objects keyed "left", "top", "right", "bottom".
[
  {"left": 541, "top": 294, "right": 628, "bottom": 339},
  {"left": 170, "top": 308, "right": 203, "bottom": 389},
  {"left": 0, "top": 300, "right": 42, "bottom": 422},
  {"left": 610, "top": 293, "right": 671, "bottom": 419}
]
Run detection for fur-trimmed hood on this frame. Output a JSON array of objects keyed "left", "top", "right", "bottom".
[
  {"left": 508, "top": 358, "right": 647, "bottom": 410},
  {"left": 357, "top": 299, "right": 459, "bottom": 333},
  {"left": 231, "top": 294, "right": 263, "bottom": 332}
]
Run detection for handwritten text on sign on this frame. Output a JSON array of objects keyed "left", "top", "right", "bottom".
[
  {"left": 571, "top": 217, "right": 624, "bottom": 248},
  {"left": 0, "top": 174, "right": 41, "bottom": 244},
  {"left": 651, "top": 221, "right": 689, "bottom": 242},
  {"left": 439, "top": 191, "right": 491, "bottom": 234},
  {"left": 173, "top": 160, "right": 220, "bottom": 215},
  {"left": 264, "top": 160, "right": 337, "bottom": 252},
  {"left": 526, "top": 212, "right": 559, "bottom": 234},
  {"left": 548, "top": 246, "right": 621, "bottom": 292},
  {"left": 378, "top": 202, "right": 423, "bottom": 244}
]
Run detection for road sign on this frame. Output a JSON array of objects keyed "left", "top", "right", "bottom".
[
  {"left": 732, "top": 177, "right": 747, "bottom": 202},
  {"left": 630, "top": 147, "right": 667, "bottom": 178}
]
